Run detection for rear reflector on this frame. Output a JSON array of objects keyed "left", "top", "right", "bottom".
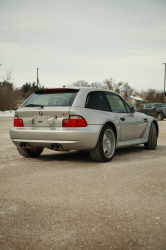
[
  {"left": 14, "top": 115, "right": 24, "bottom": 127},
  {"left": 62, "top": 115, "right": 87, "bottom": 127}
]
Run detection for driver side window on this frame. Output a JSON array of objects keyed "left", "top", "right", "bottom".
[
  {"left": 145, "top": 104, "right": 151, "bottom": 108},
  {"left": 104, "top": 92, "right": 127, "bottom": 113}
]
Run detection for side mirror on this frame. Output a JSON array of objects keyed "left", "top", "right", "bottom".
[
  {"left": 151, "top": 107, "right": 156, "bottom": 110},
  {"left": 130, "top": 106, "right": 135, "bottom": 114}
]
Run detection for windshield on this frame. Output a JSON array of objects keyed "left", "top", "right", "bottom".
[
  {"left": 22, "top": 90, "right": 79, "bottom": 107},
  {"left": 154, "top": 103, "right": 166, "bottom": 108}
]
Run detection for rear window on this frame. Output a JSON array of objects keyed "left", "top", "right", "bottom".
[{"left": 22, "top": 89, "right": 79, "bottom": 107}]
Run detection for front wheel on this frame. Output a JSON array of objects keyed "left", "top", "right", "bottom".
[
  {"left": 17, "top": 147, "right": 44, "bottom": 158},
  {"left": 144, "top": 123, "right": 157, "bottom": 150},
  {"left": 89, "top": 125, "right": 116, "bottom": 162}
]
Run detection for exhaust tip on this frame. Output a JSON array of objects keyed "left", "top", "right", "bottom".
[
  {"left": 20, "top": 142, "right": 26, "bottom": 148},
  {"left": 51, "top": 143, "right": 60, "bottom": 150}
]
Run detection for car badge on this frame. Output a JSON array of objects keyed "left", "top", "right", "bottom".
[{"left": 39, "top": 112, "right": 43, "bottom": 116}]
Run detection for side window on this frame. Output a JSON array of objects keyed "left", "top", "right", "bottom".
[
  {"left": 85, "top": 92, "right": 110, "bottom": 111},
  {"left": 123, "top": 100, "right": 131, "bottom": 113},
  {"left": 104, "top": 92, "right": 127, "bottom": 113},
  {"left": 145, "top": 104, "right": 150, "bottom": 108}
]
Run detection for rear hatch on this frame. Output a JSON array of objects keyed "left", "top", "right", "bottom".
[{"left": 16, "top": 88, "right": 79, "bottom": 128}]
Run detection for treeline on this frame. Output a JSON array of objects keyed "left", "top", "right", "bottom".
[
  {"left": 21, "top": 82, "right": 44, "bottom": 97},
  {"left": 0, "top": 77, "right": 163, "bottom": 111},
  {"left": 69, "top": 79, "right": 134, "bottom": 99},
  {"left": 0, "top": 81, "right": 44, "bottom": 111},
  {"left": 69, "top": 78, "right": 163, "bottom": 103}
]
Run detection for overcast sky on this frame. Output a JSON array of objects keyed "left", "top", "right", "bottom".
[{"left": 0, "top": 0, "right": 166, "bottom": 91}]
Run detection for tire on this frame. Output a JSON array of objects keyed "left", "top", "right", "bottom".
[
  {"left": 157, "top": 113, "right": 163, "bottom": 121},
  {"left": 89, "top": 125, "right": 116, "bottom": 162},
  {"left": 17, "top": 147, "right": 44, "bottom": 158},
  {"left": 144, "top": 123, "right": 157, "bottom": 150}
]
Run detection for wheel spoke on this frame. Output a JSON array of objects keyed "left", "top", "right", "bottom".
[
  {"left": 103, "top": 134, "right": 107, "bottom": 142},
  {"left": 103, "top": 131, "right": 113, "bottom": 157},
  {"left": 105, "top": 132, "right": 109, "bottom": 139},
  {"left": 104, "top": 147, "right": 108, "bottom": 154}
]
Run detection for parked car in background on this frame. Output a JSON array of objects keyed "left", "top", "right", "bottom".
[
  {"left": 136, "top": 103, "right": 166, "bottom": 121},
  {"left": 10, "top": 88, "right": 159, "bottom": 162}
]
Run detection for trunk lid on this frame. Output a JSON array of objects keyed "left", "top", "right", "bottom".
[{"left": 16, "top": 106, "right": 70, "bottom": 127}]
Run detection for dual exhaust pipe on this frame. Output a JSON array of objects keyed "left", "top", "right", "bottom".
[
  {"left": 51, "top": 143, "right": 61, "bottom": 150},
  {"left": 20, "top": 142, "right": 62, "bottom": 151}
]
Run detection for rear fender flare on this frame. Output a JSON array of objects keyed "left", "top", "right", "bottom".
[{"left": 96, "top": 121, "right": 119, "bottom": 145}]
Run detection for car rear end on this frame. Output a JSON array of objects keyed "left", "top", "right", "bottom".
[{"left": 10, "top": 88, "right": 101, "bottom": 151}]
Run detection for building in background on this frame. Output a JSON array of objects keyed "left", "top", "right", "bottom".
[
  {"left": 14, "top": 100, "right": 25, "bottom": 109},
  {"left": 127, "top": 95, "right": 147, "bottom": 108}
]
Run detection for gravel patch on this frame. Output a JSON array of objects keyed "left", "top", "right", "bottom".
[{"left": 0, "top": 118, "right": 166, "bottom": 250}]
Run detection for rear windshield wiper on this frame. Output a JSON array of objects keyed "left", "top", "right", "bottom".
[{"left": 25, "top": 104, "right": 44, "bottom": 108}]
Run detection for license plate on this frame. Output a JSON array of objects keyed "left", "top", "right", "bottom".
[{"left": 33, "top": 116, "right": 50, "bottom": 126}]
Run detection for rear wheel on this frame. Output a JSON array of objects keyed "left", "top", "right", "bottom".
[
  {"left": 89, "top": 125, "right": 116, "bottom": 162},
  {"left": 144, "top": 123, "right": 157, "bottom": 150},
  {"left": 157, "top": 113, "right": 163, "bottom": 121},
  {"left": 17, "top": 147, "right": 44, "bottom": 158}
]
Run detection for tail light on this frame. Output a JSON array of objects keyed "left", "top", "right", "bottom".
[
  {"left": 62, "top": 115, "right": 87, "bottom": 127},
  {"left": 14, "top": 115, "right": 24, "bottom": 127}
]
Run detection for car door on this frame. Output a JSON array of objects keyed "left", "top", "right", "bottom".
[
  {"left": 151, "top": 104, "right": 157, "bottom": 117},
  {"left": 144, "top": 104, "right": 151, "bottom": 116},
  {"left": 104, "top": 92, "right": 145, "bottom": 141}
]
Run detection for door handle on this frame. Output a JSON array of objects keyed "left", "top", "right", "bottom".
[
  {"left": 120, "top": 118, "right": 125, "bottom": 121},
  {"left": 143, "top": 118, "right": 148, "bottom": 122}
]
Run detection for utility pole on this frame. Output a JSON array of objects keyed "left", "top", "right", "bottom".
[
  {"left": 163, "top": 63, "right": 166, "bottom": 103},
  {"left": 0, "top": 64, "right": 2, "bottom": 80},
  {"left": 37, "top": 68, "right": 39, "bottom": 88}
]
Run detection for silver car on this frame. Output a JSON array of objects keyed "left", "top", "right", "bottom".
[{"left": 10, "top": 87, "right": 159, "bottom": 162}]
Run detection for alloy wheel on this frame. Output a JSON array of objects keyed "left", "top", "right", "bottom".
[{"left": 102, "top": 129, "right": 115, "bottom": 158}]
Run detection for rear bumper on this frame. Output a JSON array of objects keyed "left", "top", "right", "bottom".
[{"left": 10, "top": 125, "right": 102, "bottom": 150}]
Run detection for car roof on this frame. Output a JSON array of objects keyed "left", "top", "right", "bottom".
[{"left": 70, "top": 87, "right": 124, "bottom": 107}]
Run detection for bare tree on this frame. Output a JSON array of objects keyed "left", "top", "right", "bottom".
[
  {"left": 0, "top": 81, "right": 15, "bottom": 111},
  {"left": 90, "top": 82, "right": 103, "bottom": 88},
  {"left": 67, "top": 78, "right": 163, "bottom": 104},
  {"left": 0, "top": 69, "right": 19, "bottom": 111},
  {"left": 103, "top": 78, "right": 123, "bottom": 93},
  {"left": 4, "top": 68, "right": 13, "bottom": 82},
  {"left": 69, "top": 80, "right": 105, "bottom": 88},
  {"left": 143, "top": 89, "right": 163, "bottom": 103},
  {"left": 120, "top": 82, "right": 134, "bottom": 100},
  {"left": 71, "top": 80, "right": 89, "bottom": 87}
]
